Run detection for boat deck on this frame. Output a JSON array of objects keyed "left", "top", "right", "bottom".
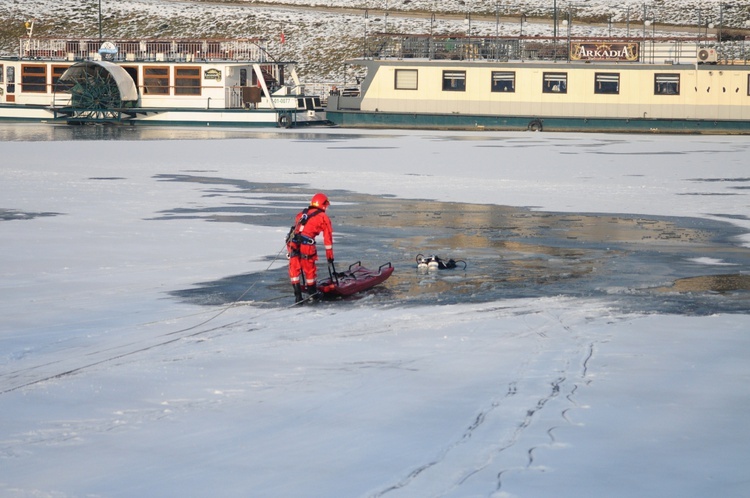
[{"left": 18, "top": 37, "right": 273, "bottom": 63}]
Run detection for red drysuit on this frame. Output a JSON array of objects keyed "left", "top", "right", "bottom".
[{"left": 287, "top": 206, "right": 334, "bottom": 287}]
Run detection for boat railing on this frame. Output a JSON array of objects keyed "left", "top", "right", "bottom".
[
  {"left": 52, "top": 92, "right": 71, "bottom": 108},
  {"left": 362, "top": 34, "right": 750, "bottom": 65},
  {"left": 223, "top": 84, "right": 307, "bottom": 109},
  {"left": 225, "top": 87, "right": 244, "bottom": 109},
  {"left": 18, "top": 38, "right": 272, "bottom": 63}
]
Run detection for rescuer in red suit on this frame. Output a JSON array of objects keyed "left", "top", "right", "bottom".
[{"left": 287, "top": 193, "right": 334, "bottom": 303}]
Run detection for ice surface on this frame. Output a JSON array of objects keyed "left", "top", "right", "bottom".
[{"left": 1, "top": 126, "right": 749, "bottom": 497}]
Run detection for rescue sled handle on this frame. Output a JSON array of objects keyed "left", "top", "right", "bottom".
[
  {"left": 327, "top": 261, "right": 393, "bottom": 286},
  {"left": 320, "top": 260, "right": 395, "bottom": 298}
]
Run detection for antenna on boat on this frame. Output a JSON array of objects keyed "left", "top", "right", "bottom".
[{"left": 98, "top": 0, "right": 102, "bottom": 42}]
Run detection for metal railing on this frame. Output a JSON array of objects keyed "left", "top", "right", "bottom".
[
  {"left": 362, "top": 34, "right": 750, "bottom": 65},
  {"left": 18, "top": 38, "right": 272, "bottom": 63}
]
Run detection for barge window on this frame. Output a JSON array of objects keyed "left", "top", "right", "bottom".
[
  {"left": 654, "top": 74, "right": 679, "bottom": 95},
  {"left": 174, "top": 67, "right": 201, "bottom": 96},
  {"left": 0, "top": 65, "right": 3, "bottom": 84},
  {"left": 491, "top": 71, "right": 515, "bottom": 92},
  {"left": 543, "top": 72, "right": 567, "bottom": 94},
  {"left": 21, "top": 64, "right": 47, "bottom": 93},
  {"left": 442, "top": 71, "right": 466, "bottom": 92},
  {"left": 395, "top": 69, "right": 418, "bottom": 90},
  {"left": 143, "top": 66, "right": 170, "bottom": 95},
  {"left": 595, "top": 73, "right": 620, "bottom": 94}
]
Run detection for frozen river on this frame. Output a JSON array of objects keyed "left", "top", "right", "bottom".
[
  {"left": 1, "top": 123, "right": 749, "bottom": 498},
  {"left": 4, "top": 123, "right": 747, "bottom": 314}
]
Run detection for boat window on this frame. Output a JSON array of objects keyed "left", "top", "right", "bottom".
[
  {"left": 654, "top": 73, "right": 680, "bottom": 95},
  {"left": 143, "top": 66, "right": 170, "bottom": 95},
  {"left": 175, "top": 67, "right": 201, "bottom": 96},
  {"left": 21, "top": 64, "right": 47, "bottom": 93},
  {"left": 747, "top": 75, "right": 750, "bottom": 96},
  {"left": 442, "top": 71, "right": 466, "bottom": 92},
  {"left": 0, "top": 65, "right": 3, "bottom": 84},
  {"left": 6, "top": 66, "right": 14, "bottom": 93},
  {"left": 395, "top": 69, "right": 418, "bottom": 90},
  {"left": 491, "top": 71, "right": 515, "bottom": 92},
  {"left": 240, "top": 68, "right": 247, "bottom": 87},
  {"left": 51, "top": 65, "right": 72, "bottom": 92},
  {"left": 594, "top": 73, "right": 620, "bottom": 94},
  {"left": 543, "top": 72, "right": 567, "bottom": 94}
]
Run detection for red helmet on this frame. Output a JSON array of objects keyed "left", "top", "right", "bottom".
[{"left": 310, "top": 193, "right": 330, "bottom": 210}]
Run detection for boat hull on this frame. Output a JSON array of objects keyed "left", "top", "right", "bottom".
[
  {"left": 326, "top": 109, "right": 750, "bottom": 135},
  {"left": 0, "top": 104, "right": 329, "bottom": 127}
]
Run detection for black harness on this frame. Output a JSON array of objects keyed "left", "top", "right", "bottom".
[{"left": 286, "top": 207, "right": 323, "bottom": 257}]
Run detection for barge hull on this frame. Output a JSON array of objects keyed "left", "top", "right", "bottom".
[{"left": 327, "top": 110, "right": 750, "bottom": 135}]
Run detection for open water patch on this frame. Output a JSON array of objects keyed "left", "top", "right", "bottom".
[{"left": 158, "top": 176, "right": 750, "bottom": 315}]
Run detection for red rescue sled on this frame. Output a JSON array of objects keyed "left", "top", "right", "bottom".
[{"left": 317, "top": 261, "right": 394, "bottom": 298}]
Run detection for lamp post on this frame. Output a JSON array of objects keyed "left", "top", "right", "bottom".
[
  {"left": 384, "top": 0, "right": 389, "bottom": 33},
  {"left": 430, "top": 12, "right": 436, "bottom": 59},
  {"left": 519, "top": 13, "right": 527, "bottom": 61},
  {"left": 363, "top": 9, "right": 369, "bottom": 58},
  {"left": 563, "top": 11, "right": 571, "bottom": 61},
  {"left": 553, "top": 0, "right": 557, "bottom": 40},
  {"left": 626, "top": 6, "right": 630, "bottom": 37},
  {"left": 98, "top": 0, "right": 102, "bottom": 41},
  {"left": 495, "top": 1, "right": 500, "bottom": 40}
]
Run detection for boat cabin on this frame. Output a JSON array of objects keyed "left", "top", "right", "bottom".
[{"left": 1, "top": 37, "right": 325, "bottom": 126}]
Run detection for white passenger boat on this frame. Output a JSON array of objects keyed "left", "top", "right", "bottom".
[
  {"left": 327, "top": 34, "right": 750, "bottom": 134},
  {"left": 0, "top": 36, "right": 328, "bottom": 127}
]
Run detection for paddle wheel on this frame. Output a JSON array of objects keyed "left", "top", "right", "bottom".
[{"left": 53, "top": 61, "right": 138, "bottom": 123}]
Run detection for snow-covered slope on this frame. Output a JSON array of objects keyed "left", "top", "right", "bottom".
[{"left": 1, "top": 0, "right": 743, "bottom": 81}]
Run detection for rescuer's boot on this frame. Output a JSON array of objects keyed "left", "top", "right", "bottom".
[
  {"left": 307, "top": 283, "right": 321, "bottom": 302},
  {"left": 293, "top": 283, "right": 303, "bottom": 303}
]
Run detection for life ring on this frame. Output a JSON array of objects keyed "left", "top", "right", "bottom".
[
  {"left": 528, "top": 119, "right": 543, "bottom": 132},
  {"left": 278, "top": 114, "right": 291, "bottom": 128}
]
